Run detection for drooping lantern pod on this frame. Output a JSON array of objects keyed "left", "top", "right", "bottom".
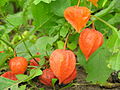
[
  {"left": 62, "top": 68, "right": 77, "bottom": 84},
  {"left": 64, "top": 6, "right": 91, "bottom": 32},
  {"left": 9, "top": 57, "right": 28, "bottom": 74},
  {"left": 79, "top": 28, "right": 103, "bottom": 60},
  {"left": 1, "top": 71, "right": 18, "bottom": 81},
  {"left": 0, "top": 51, "right": 4, "bottom": 53},
  {"left": 30, "top": 58, "right": 40, "bottom": 69},
  {"left": 39, "top": 68, "right": 57, "bottom": 86},
  {"left": 88, "top": 0, "right": 99, "bottom": 7},
  {"left": 49, "top": 49, "right": 76, "bottom": 84}
]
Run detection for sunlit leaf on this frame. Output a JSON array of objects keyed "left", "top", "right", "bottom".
[
  {"left": 0, "top": 77, "right": 16, "bottom": 90},
  {"left": 33, "top": 0, "right": 56, "bottom": 5},
  {"left": 77, "top": 47, "right": 113, "bottom": 83}
]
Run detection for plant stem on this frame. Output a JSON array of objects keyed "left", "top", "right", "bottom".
[
  {"left": 91, "top": 0, "right": 117, "bottom": 21},
  {"left": 3, "top": 14, "right": 39, "bottom": 64},
  {"left": 64, "top": 33, "right": 70, "bottom": 50},
  {"left": 92, "top": 15, "right": 116, "bottom": 30},
  {"left": 0, "top": 38, "right": 14, "bottom": 50},
  {"left": 73, "top": 82, "right": 120, "bottom": 88},
  {"left": 90, "top": 2, "right": 92, "bottom": 10},
  {"left": 15, "top": 27, "right": 39, "bottom": 65},
  {"left": 28, "top": 81, "right": 38, "bottom": 89},
  {"left": 5, "top": 67, "right": 42, "bottom": 89},
  {"left": 77, "top": 0, "right": 80, "bottom": 6},
  {"left": 92, "top": 20, "right": 95, "bottom": 29},
  {"left": 14, "top": 15, "right": 54, "bottom": 47},
  {"left": 91, "top": 15, "right": 119, "bottom": 37},
  {"left": 0, "top": 38, "right": 16, "bottom": 56},
  {"left": 53, "top": 85, "right": 56, "bottom": 90},
  {"left": 0, "top": 65, "right": 9, "bottom": 71}
]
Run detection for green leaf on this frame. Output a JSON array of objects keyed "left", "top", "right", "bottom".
[
  {"left": 86, "top": 47, "right": 113, "bottom": 83},
  {"left": 108, "top": 52, "right": 120, "bottom": 71},
  {"left": 92, "top": 0, "right": 118, "bottom": 21},
  {"left": 33, "top": 0, "right": 56, "bottom": 5},
  {"left": 31, "top": 2, "right": 53, "bottom": 27},
  {"left": 35, "top": 35, "right": 58, "bottom": 54},
  {"left": 39, "top": 56, "right": 45, "bottom": 66},
  {"left": 70, "top": 0, "right": 78, "bottom": 6},
  {"left": 0, "top": 0, "right": 8, "bottom": 7},
  {"left": 6, "top": 12, "right": 23, "bottom": 27},
  {"left": 0, "top": 51, "right": 13, "bottom": 67},
  {"left": 40, "top": 15, "right": 59, "bottom": 32},
  {"left": 60, "top": 26, "right": 69, "bottom": 38},
  {"left": 95, "top": 14, "right": 113, "bottom": 33},
  {"left": 0, "top": 68, "right": 42, "bottom": 90},
  {"left": 16, "top": 74, "right": 29, "bottom": 81},
  {"left": 57, "top": 41, "right": 64, "bottom": 49},
  {"left": 78, "top": 47, "right": 113, "bottom": 84},
  {"left": 77, "top": 49, "right": 87, "bottom": 66},
  {"left": 15, "top": 40, "right": 37, "bottom": 58},
  {"left": 10, "top": 85, "right": 19, "bottom": 90},
  {"left": 107, "top": 31, "right": 120, "bottom": 71},
  {"left": 113, "top": 0, "right": 120, "bottom": 12},
  {"left": 0, "top": 27, "right": 5, "bottom": 37},
  {"left": 52, "top": 78, "right": 58, "bottom": 86},
  {"left": 67, "top": 33, "right": 79, "bottom": 50},
  {"left": 118, "top": 72, "right": 120, "bottom": 80},
  {"left": 108, "top": 13, "right": 120, "bottom": 27},
  {"left": 0, "top": 77, "right": 16, "bottom": 90},
  {"left": 106, "top": 29, "right": 119, "bottom": 51},
  {"left": 18, "top": 85, "right": 26, "bottom": 90},
  {"left": 30, "top": 68, "right": 42, "bottom": 79},
  {"left": 98, "top": 0, "right": 108, "bottom": 7},
  {"left": 51, "top": 0, "right": 71, "bottom": 17},
  {"left": 39, "top": 88, "right": 45, "bottom": 90}
]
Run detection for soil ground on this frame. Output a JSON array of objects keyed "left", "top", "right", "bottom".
[{"left": 37, "top": 66, "right": 120, "bottom": 90}]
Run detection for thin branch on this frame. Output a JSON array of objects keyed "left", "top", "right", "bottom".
[
  {"left": 77, "top": 0, "right": 80, "bottom": 6},
  {"left": 16, "top": 27, "right": 39, "bottom": 65},
  {"left": 92, "top": 20, "right": 95, "bottom": 29},
  {"left": 92, "top": 15, "right": 118, "bottom": 32},
  {"left": 0, "top": 38, "right": 16, "bottom": 57},
  {"left": 64, "top": 33, "right": 70, "bottom": 50},
  {"left": 73, "top": 82, "right": 120, "bottom": 88},
  {"left": 14, "top": 15, "right": 54, "bottom": 47},
  {"left": 0, "top": 38, "right": 14, "bottom": 50}
]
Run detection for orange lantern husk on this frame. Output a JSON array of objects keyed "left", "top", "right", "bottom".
[
  {"left": 64, "top": 6, "right": 91, "bottom": 33},
  {"left": 39, "top": 68, "right": 57, "bottom": 86},
  {"left": 88, "top": 0, "right": 99, "bottom": 7},
  {"left": 79, "top": 28, "right": 103, "bottom": 60},
  {"left": 49, "top": 49, "right": 76, "bottom": 84},
  {"left": 63, "top": 68, "right": 77, "bottom": 84},
  {"left": 1, "top": 71, "right": 18, "bottom": 80}
]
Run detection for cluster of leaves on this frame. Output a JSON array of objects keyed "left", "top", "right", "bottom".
[{"left": 0, "top": 0, "right": 120, "bottom": 89}]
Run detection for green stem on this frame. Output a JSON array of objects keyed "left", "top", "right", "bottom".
[
  {"left": 28, "top": 81, "right": 37, "bottom": 89},
  {"left": 53, "top": 86, "right": 56, "bottom": 90},
  {"left": 90, "top": 2, "right": 92, "bottom": 10},
  {"left": 92, "top": 15, "right": 116, "bottom": 30},
  {"left": 73, "top": 82, "right": 120, "bottom": 88},
  {"left": 0, "top": 38, "right": 14, "bottom": 50},
  {"left": 0, "top": 65, "right": 9, "bottom": 71},
  {"left": 15, "top": 28, "right": 39, "bottom": 65},
  {"left": 92, "top": 15, "right": 119, "bottom": 37},
  {"left": 64, "top": 33, "right": 70, "bottom": 50},
  {"left": 77, "top": 0, "right": 80, "bottom": 6},
  {"left": 14, "top": 14, "right": 54, "bottom": 47},
  {"left": 91, "top": 0, "right": 117, "bottom": 21},
  {"left": 2, "top": 14, "right": 39, "bottom": 64},
  {"left": 5, "top": 67, "right": 42, "bottom": 89}
]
